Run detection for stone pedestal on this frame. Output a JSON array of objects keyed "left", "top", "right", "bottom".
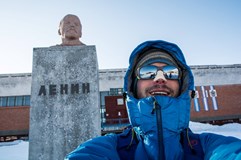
[{"left": 29, "top": 46, "right": 100, "bottom": 160}]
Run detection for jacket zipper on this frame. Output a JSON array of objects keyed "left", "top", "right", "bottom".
[{"left": 152, "top": 97, "right": 165, "bottom": 160}]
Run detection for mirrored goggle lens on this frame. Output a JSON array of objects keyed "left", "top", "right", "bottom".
[
  {"left": 138, "top": 65, "right": 179, "bottom": 80},
  {"left": 162, "top": 65, "right": 179, "bottom": 79}
]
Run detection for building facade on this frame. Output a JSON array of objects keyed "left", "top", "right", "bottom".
[{"left": 0, "top": 64, "right": 241, "bottom": 139}]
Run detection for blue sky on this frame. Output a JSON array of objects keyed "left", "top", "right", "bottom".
[{"left": 0, "top": 0, "right": 241, "bottom": 74}]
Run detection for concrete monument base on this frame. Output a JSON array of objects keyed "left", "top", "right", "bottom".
[{"left": 29, "top": 46, "right": 100, "bottom": 160}]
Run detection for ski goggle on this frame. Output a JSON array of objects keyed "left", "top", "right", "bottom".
[{"left": 136, "top": 65, "right": 180, "bottom": 80}]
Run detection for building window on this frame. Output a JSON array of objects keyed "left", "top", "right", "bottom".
[
  {"left": 23, "top": 96, "right": 31, "bottom": 106},
  {"left": 8, "top": 97, "right": 15, "bottom": 106},
  {"left": 0, "top": 95, "right": 30, "bottom": 107},
  {"left": 117, "top": 98, "right": 124, "bottom": 105},
  {"left": 15, "top": 96, "right": 23, "bottom": 106},
  {"left": 110, "top": 88, "right": 123, "bottom": 96},
  {"left": 100, "top": 91, "right": 109, "bottom": 106},
  {"left": 0, "top": 97, "right": 8, "bottom": 107}
]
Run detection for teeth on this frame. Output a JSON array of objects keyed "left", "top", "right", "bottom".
[{"left": 151, "top": 91, "right": 168, "bottom": 95}]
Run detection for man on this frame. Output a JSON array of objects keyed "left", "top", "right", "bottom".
[
  {"left": 65, "top": 40, "right": 241, "bottom": 159},
  {"left": 58, "top": 14, "right": 85, "bottom": 46}
]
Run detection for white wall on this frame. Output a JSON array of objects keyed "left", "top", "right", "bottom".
[
  {"left": 0, "top": 73, "right": 32, "bottom": 96},
  {"left": 192, "top": 64, "right": 241, "bottom": 86}
]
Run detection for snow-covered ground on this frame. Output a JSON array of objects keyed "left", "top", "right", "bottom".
[
  {"left": 0, "top": 140, "right": 28, "bottom": 160},
  {"left": 0, "top": 121, "right": 241, "bottom": 160}
]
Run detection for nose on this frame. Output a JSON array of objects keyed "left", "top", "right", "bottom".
[
  {"left": 69, "top": 22, "right": 75, "bottom": 27},
  {"left": 153, "top": 70, "right": 167, "bottom": 83}
]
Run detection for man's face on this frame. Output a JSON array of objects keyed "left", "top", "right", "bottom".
[
  {"left": 59, "top": 15, "right": 82, "bottom": 40},
  {"left": 136, "top": 62, "right": 180, "bottom": 98}
]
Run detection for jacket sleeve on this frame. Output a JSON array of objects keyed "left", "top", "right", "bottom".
[
  {"left": 199, "top": 133, "right": 241, "bottom": 160},
  {"left": 64, "top": 134, "right": 120, "bottom": 160}
]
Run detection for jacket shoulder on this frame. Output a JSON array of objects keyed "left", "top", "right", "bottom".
[
  {"left": 199, "top": 132, "right": 241, "bottom": 159},
  {"left": 65, "top": 134, "right": 120, "bottom": 160},
  {"left": 116, "top": 127, "right": 139, "bottom": 160}
]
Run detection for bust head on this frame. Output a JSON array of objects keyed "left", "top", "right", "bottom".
[{"left": 58, "top": 14, "right": 84, "bottom": 46}]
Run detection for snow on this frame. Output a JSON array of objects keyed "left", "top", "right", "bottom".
[
  {"left": 0, "top": 140, "right": 28, "bottom": 160},
  {"left": 0, "top": 122, "right": 241, "bottom": 160},
  {"left": 189, "top": 122, "right": 241, "bottom": 139}
]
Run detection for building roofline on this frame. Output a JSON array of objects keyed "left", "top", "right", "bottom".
[{"left": 1, "top": 64, "right": 241, "bottom": 76}]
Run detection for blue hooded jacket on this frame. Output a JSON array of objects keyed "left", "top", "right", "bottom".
[{"left": 65, "top": 40, "right": 241, "bottom": 160}]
